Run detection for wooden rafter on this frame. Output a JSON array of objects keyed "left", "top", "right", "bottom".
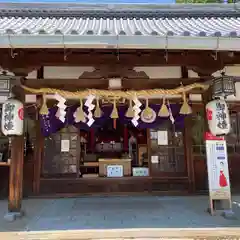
[{"left": 0, "top": 49, "right": 236, "bottom": 70}]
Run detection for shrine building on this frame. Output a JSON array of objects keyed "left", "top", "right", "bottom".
[{"left": 0, "top": 2, "right": 240, "bottom": 215}]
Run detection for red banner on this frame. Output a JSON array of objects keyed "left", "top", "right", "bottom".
[{"left": 205, "top": 132, "right": 224, "bottom": 141}]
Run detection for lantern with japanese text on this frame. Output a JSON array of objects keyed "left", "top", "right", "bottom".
[
  {"left": 206, "top": 99, "right": 230, "bottom": 136},
  {"left": 1, "top": 99, "right": 24, "bottom": 136}
]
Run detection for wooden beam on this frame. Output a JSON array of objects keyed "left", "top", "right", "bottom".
[
  {"left": 181, "top": 66, "right": 188, "bottom": 79},
  {"left": 23, "top": 77, "right": 209, "bottom": 91},
  {"left": 8, "top": 135, "right": 24, "bottom": 213},
  {"left": 0, "top": 49, "right": 233, "bottom": 69},
  {"left": 37, "top": 66, "right": 44, "bottom": 79}
]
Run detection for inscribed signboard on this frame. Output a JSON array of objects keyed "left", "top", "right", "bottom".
[{"left": 107, "top": 165, "right": 123, "bottom": 177}]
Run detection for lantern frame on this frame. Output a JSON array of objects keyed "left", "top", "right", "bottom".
[
  {"left": 0, "top": 71, "right": 14, "bottom": 96},
  {"left": 211, "top": 72, "right": 236, "bottom": 99}
]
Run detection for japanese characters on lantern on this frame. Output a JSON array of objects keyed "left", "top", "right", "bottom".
[
  {"left": 206, "top": 99, "right": 230, "bottom": 136},
  {"left": 1, "top": 99, "right": 24, "bottom": 136}
]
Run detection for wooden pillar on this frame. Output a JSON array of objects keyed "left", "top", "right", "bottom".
[
  {"left": 33, "top": 67, "right": 44, "bottom": 195},
  {"left": 8, "top": 135, "right": 24, "bottom": 213},
  {"left": 33, "top": 118, "right": 44, "bottom": 195},
  {"left": 181, "top": 66, "right": 195, "bottom": 191},
  {"left": 6, "top": 73, "right": 25, "bottom": 217},
  {"left": 184, "top": 115, "right": 195, "bottom": 193},
  {"left": 90, "top": 128, "right": 95, "bottom": 153},
  {"left": 123, "top": 125, "right": 128, "bottom": 152},
  {"left": 3, "top": 69, "right": 38, "bottom": 220}
]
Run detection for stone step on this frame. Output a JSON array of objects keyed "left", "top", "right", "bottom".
[{"left": 1, "top": 228, "right": 240, "bottom": 240}]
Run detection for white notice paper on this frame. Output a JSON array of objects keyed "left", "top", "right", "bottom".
[
  {"left": 151, "top": 155, "right": 159, "bottom": 164},
  {"left": 150, "top": 131, "right": 158, "bottom": 140},
  {"left": 157, "top": 131, "right": 168, "bottom": 145},
  {"left": 61, "top": 139, "right": 70, "bottom": 152}
]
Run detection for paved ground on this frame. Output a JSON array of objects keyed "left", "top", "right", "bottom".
[{"left": 1, "top": 195, "right": 240, "bottom": 239}]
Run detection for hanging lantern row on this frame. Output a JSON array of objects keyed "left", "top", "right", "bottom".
[{"left": 39, "top": 92, "right": 192, "bottom": 127}]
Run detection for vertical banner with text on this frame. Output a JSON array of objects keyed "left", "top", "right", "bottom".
[{"left": 205, "top": 132, "right": 231, "bottom": 200}]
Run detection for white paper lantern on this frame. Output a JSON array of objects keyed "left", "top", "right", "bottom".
[
  {"left": 206, "top": 99, "right": 230, "bottom": 136},
  {"left": 1, "top": 99, "right": 24, "bottom": 136}
]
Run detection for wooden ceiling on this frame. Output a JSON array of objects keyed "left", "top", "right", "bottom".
[
  {"left": 0, "top": 49, "right": 238, "bottom": 77},
  {"left": 3, "top": 48, "right": 238, "bottom": 94}
]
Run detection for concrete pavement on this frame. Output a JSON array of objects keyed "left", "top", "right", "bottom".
[{"left": 1, "top": 195, "right": 240, "bottom": 239}]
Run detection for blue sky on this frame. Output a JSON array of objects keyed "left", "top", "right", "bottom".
[{"left": 0, "top": 0, "right": 175, "bottom": 3}]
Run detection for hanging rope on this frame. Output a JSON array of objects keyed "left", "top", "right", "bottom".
[{"left": 21, "top": 83, "right": 208, "bottom": 99}]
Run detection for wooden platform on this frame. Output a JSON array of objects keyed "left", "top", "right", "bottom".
[{"left": 39, "top": 177, "right": 189, "bottom": 195}]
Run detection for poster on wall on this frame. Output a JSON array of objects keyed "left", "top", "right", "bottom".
[
  {"left": 205, "top": 132, "right": 231, "bottom": 201},
  {"left": 151, "top": 155, "right": 159, "bottom": 163},
  {"left": 61, "top": 139, "right": 70, "bottom": 152},
  {"left": 157, "top": 130, "right": 168, "bottom": 145}
]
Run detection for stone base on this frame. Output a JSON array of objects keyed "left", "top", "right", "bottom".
[
  {"left": 4, "top": 211, "right": 24, "bottom": 222},
  {"left": 221, "top": 210, "right": 237, "bottom": 220},
  {"left": 207, "top": 207, "right": 236, "bottom": 220}
]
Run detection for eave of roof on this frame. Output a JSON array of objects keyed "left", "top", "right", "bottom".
[
  {"left": 0, "top": 2, "right": 240, "bottom": 18},
  {"left": 0, "top": 3, "right": 240, "bottom": 51}
]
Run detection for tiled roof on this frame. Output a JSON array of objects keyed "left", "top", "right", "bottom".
[
  {"left": 0, "top": 3, "right": 240, "bottom": 50},
  {"left": 1, "top": 16, "right": 240, "bottom": 37},
  {"left": 0, "top": 3, "right": 239, "bottom": 18}
]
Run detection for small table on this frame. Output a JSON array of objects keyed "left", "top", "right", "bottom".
[{"left": 80, "top": 162, "right": 99, "bottom": 175}]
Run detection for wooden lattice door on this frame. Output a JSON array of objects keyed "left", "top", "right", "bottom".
[
  {"left": 42, "top": 126, "right": 80, "bottom": 178},
  {"left": 149, "top": 121, "right": 186, "bottom": 177}
]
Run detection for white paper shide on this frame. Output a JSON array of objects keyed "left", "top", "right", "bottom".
[
  {"left": 85, "top": 95, "right": 95, "bottom": 127},
  {"left": 131, "top": 95, "right": 142, "bottom": 127},
  {"left": 54, "top": 93, "right": 67, "bottom": 123}
]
